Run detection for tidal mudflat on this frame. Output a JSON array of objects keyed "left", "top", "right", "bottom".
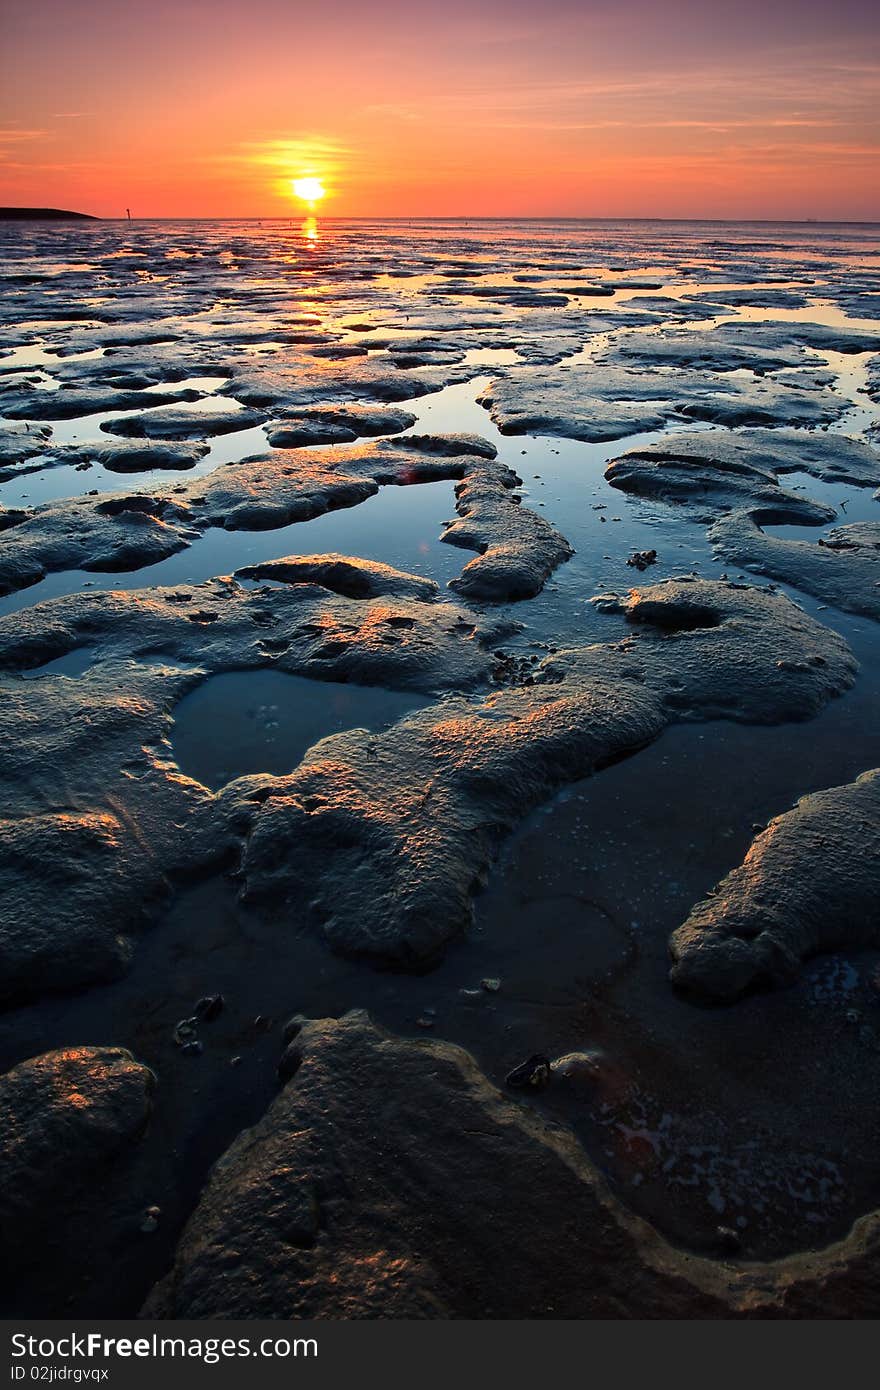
[{"left": 1, "top": 217, "right": 880, "bottom": 1317}]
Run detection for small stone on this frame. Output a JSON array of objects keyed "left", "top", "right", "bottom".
[
  {"left": 505, "top": 1054, "right": 551, "bottom": 1090},
  {"left": 550, "top": 1051, "right": 601, "bottom": 1081},
  {"left": 626, "top": 549, "right": 658, "bottom": 572},
  {"left": 480, "top": 977, "right": 501, "bottom": 993},
  {"left": 181, "top": 1040, "right": 203, "bottom": 1058},
  {"left": 195, "top": 993, "right": 224, "bottom": 1022},
  {"left": 173, "top": 1017, "right": 199, "bottom": 1047}
]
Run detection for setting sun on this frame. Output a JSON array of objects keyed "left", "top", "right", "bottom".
[{"left": 291, "top": 177, "right": 325, "bottom": 205}]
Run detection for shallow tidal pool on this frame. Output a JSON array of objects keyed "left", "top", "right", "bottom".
[{"left": 171, "top": 667, "right": 431, "bottom": 788}]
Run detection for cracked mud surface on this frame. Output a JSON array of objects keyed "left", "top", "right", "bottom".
[{"left": 2, "top": 216, "right": 879, "bottom": 1318}]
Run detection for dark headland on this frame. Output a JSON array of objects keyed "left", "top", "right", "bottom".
[{"left": 0, "top": 207, "right": 98, "bottom": 220}]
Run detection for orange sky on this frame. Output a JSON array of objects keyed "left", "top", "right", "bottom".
[{"left": 2, "top": 0, "right": 879, "bottom": 219}]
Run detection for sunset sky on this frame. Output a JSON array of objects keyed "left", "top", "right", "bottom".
[{"left": 2, "top": 0, "right": 879, "bottom": 220}]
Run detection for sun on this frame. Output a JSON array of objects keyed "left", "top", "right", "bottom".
[{"left": 291, "top": 177, "right": 325, "bottom": 205}]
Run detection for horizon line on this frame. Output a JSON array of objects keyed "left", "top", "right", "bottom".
[{"left": 16, "top": 213, "right": 880, "bottom": 226}]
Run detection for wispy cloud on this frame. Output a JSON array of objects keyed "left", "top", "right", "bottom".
[
  {"left": 398, "top": 59, "right": 880, "bottom": 125},
  {"left": 206, "top": 133, "right": 373, "bottom": 196},
  {"left": 222, "top": 134, "right": 355, "bottom": 176},
  {"left": 0, "top": 128, "right": 50, "bottom": 142},
  {"left": 361, "top": 104, "right": 424, "bottom": 123},
  {"left": 482, "top": 118, "right": 852, "bottom": 133},
  {"left": 0, "top": 159, "right": 104, "bottom": 172}
]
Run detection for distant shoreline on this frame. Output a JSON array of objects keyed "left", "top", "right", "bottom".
[{"left": 0, "top": 207, "right": 98, "bottom": 221}]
